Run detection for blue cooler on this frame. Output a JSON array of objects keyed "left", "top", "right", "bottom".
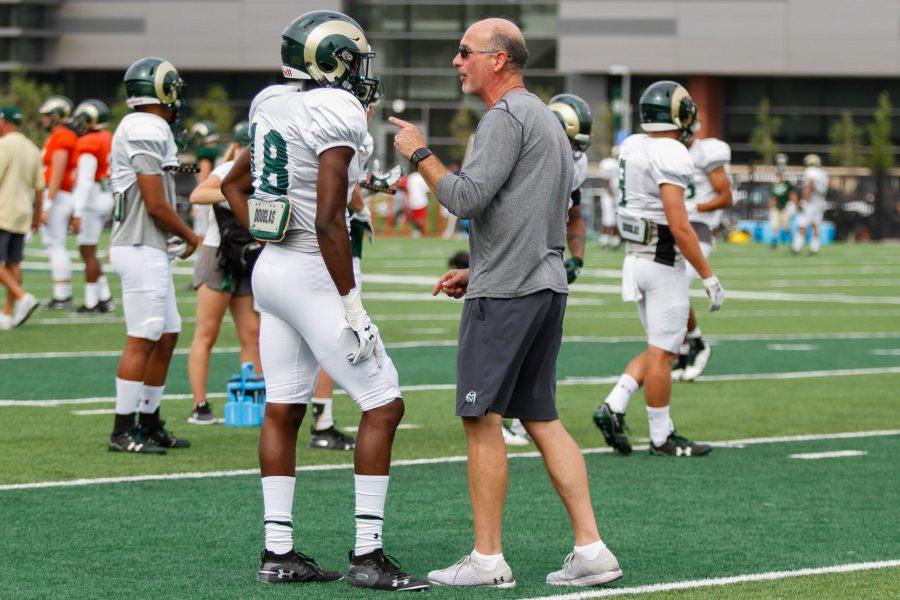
[{"left": 224, "top": 362, "right": 266, "bottom": 426}]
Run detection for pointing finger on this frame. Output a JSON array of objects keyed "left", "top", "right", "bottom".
[{"left": 388, "top": 116, "right": 412, "bottom": 128}]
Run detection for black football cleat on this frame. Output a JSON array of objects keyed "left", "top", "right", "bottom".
[
  {"left": 46, "top": 297, "right": 73, "bottom": 310},
  {"left": 97, "top": 298, "right": 116, "bottom": 313},
  {"left": 649, "top": 432, "right": 712, "bottom": 458},
  {"left": 257, "top": 549, "right": 343, "bottom": 584},
  {"left": 143, "top": 421, "right": 191, "bottom": 449},
  {"left": 108, "top": 427, "right": 166, "bottom": 454},
  {"left": 347, "top": 548, "right": 429, "bottom": 592},
  {"left": 309, "top": 426, "right": 355, "bottom": 451},
  {"left": 76, "top": 304, "right": 101, "bottom": 314},
  {"left": 592, "top": 403, "right": 632, "bottom": 456}
]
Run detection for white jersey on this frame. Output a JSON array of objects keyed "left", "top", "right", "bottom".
[
  {"left": 617, "top": 133, "right": 693, "bottom": 266},
  {"left": 109, "top": 111, "right": 179, "bottom": 194},
  {"left": 598, "top": 156, "right": 620, "bottom": 203},
  {"left": 248, "top": 84, "right": 367, "bottom": 252},
  {"left": 358, "top": 132, "right": 374, "bottom": 173},
  {"left": 802, "top": 165, "right": 828, "bottom": 206},
  {"left": 687, "top": 138, "right": 731, "bottom": 229},
  {"left": 572, "top": 152, "right": 588, "bottom": 193}
]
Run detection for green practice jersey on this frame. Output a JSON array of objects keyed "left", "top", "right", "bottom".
[{"left": 771, "top": 180, "right": 793, "bottom": 209}]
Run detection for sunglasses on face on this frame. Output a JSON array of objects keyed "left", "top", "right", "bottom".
[{"left": 457, "top": 46, "right": 497, "bottom": 60}]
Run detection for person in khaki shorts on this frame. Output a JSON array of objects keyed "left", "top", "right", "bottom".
[{"left": 0, "top": 105, "right": 43, "bottom": 329}]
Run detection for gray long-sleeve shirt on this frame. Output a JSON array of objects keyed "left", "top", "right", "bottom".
[{"left": 436, "top": 91, "right": 573, "bottom": 299}]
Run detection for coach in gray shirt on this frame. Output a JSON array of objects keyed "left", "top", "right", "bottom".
[{"left": 391, "top": 18, "right": 622, "bottom": 589}]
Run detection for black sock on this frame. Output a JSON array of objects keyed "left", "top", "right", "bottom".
[
  {"left": 113, "top": 413, "right": 135, "bottom": 436},
  {"left": 138, "top": 408, "right": 162, "bottom": 430}
]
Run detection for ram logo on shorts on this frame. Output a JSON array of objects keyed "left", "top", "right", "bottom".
[{"left": 465, "top": 391, "right": 477, "bottom": 404}]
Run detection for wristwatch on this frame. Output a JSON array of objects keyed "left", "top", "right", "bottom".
[{"left": 410, "top": 147, "right": 433, "bottom": 169}]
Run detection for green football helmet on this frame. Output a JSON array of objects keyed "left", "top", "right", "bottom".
[
  {"left": 190, "top": 120, "right": 219, "bottom": 144},
  {"left": 123, "top": 57, "right": 186, "bottom": 112},
  {"left": 71, "top": 99, "right": 110, "bottom": 135},
  {"left": 39, "top": 95, "right": 74, "bottom": 129},
  {"left": 639, "top": 80, "right": 697, "bottom": 142},
  {"left": 548, "top": 93, "right": 592, "bottom": 153},
  {"left": 232, "top": 121, "right": 251, "bottom": 146},
  {"left": 281, "top": 10, "right": 380, "bottom": 105}
]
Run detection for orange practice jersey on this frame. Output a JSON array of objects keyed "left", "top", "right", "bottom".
[
  {"left": 74, "top": 130, "right": 113, "bottom": 181},
  {"left": 43, "top": 126, "right": 79, "bottom": 192}
]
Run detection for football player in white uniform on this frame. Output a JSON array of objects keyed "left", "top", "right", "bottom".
[
  {"left": 308, "top": 104, "right": 379, "bottom": 452},
  {"left": 592, "top": 81, "right": 724, "bottom": 458},
  {"left": 671, "top": 129, "right": 733, "bottom": 382},
  {"left": 221, "top": 11, "right": 427, "bottom": 591},
  {"left": 70, "top": 99, "right": 116, "bottom": 313},
  {"left": 107, "top": 57, "right": 199, "bottom": 454},
  {"left": 598, "top": 148, "right": 621, "bottom": 249},
  {"left": 792, "top": 154, "right": 828, "bottom": 254}
]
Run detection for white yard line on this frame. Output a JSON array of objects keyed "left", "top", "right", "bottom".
[
  {"left": 1, "top": 429, "right": 897, "bottom": 491},
  {"left": 519, "top": 560, "right": 900, "bottom": 600},
  {"left": 3, "top": 331, "right": 900, "bottom": 361},
  {"left": 790, "top": 450, "right": 868, "bottom": 459}
]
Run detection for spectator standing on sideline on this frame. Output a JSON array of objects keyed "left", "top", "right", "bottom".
[
  {"left": 391, "top": 17, "right": 622, "bottom": 589},
  {"left": 405, "top": 169, "right": 430, "bottom": 237},
  {"left": 0, "top": 105, "right": 43, "bottom": 329}
]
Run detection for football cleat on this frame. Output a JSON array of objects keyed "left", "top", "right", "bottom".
[
  {"left": 308, "top": 426, "right": 355, "bottom": 451},
  {"left": 46, "top": 297, "right": 72, "bottom": 310},
  {"left": 670, "top": 353, "right": 689, "bottom": 382},
  {"left": 546, "top": 546, "right": 623, "bottom": 587},
  {"left": 502, "top": 421, "right": 529, "bottom": 446},
  {"left": 592, "top": 404, "right": 632, "bottom": 456},
  {"left": 428, "top": 554, "right": 515, "bottom": 588},
  {"left": 347, "top": 548, "right": 429, "bottom": 591},
  {"left": 75, "top": 304, "right": 100, "bottom": 314},
  {"left": 97, "top": 298, "right": 116, "bottom": 313},
  {"left": 188, "top": 401, "right": 221, "bottom": 425},
  {"left": 143, "top": 422, "right": 191, "bottom": 448},
  {"left": 257, "top": 549, "right": 343, "bottom": 584},
  {"left": 681, "top": 338, "right": 711, "bottom": 382},
  {"left": 649, "top": 432, "right": 711, "bottom": 458},
  {"left": 108, "top": 427, "right": 166, "bottom": 454}
]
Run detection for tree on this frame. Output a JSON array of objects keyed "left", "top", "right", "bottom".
[
  {"left": 591, "top": 102, "right": 615, "bottom": 159},
  {"left": 749, "top": 98, "right": 781, "bottom": 164},
  {"left": 189, "top": 83, "right": 235, "bottom": 135},
  {"left": 867, "top": 92, "right": 894, "bottom": 170},
  {"left": 107, "top": 85, "right": 130, "bottom": 131},
  {"left": 3, "top": 70, "right": 58, "bottom": 143},
  {"left": 828, "top": 110, "right": 864, "bottom": 167},
  {"left": 447, "top": 104, "right": 476, "bottom": 163}
]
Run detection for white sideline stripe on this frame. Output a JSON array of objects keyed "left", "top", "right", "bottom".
[
  {"left": 520, "top": 560, "right": 900, "bottom": 600},
  {"left": 1, "top": 430, "right": 897, "bottom": 491},
  {"left": 71, "top": 409, "right": 117, "bottom": 416},
  {"left": 790, "top": 450, "right": 868, "bottom": 459},
  {"left": 872, "top": 349, "right": 900, "bottom": 356},
  {"left": 766, "top": 343, "right": 816, "bottom": 351},
  {"left": 7, "top": 367, "right": 900, "bottom": 408},
  {"left": 3, "top": 331, "right": 900, "bottom": 361},
  {"left": 22, "top": 260, "right": 195, "bottom": 277}
]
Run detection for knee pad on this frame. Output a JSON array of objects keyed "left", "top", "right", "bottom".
[{"left": 48, "top": 245, "right": 72, "bottom": 280}]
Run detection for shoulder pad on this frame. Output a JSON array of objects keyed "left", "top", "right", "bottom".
[
  {"left": 702, "top": 138, "right": 731, "bottom": 165},
  {"left": 652, "top": 137, "right": 693, "bottom": 177},
  {"left": 249, "top": 84, "right": 299, "bottom": 121}
]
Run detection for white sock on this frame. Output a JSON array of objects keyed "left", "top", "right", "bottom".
[
  {"left": 679, "top": 342, "right": 690, "bottom": 355},
  {"left": 97, "top": 275, "right": 111, "bottom": 302},
  {"left": 791, "top": 232, "right": 804, "bottom": 252},
  {"left": 262, "top": 476, "right": 295, "bottom": 554},
  {"left": 810, "top": 237, "right": 821, "bottom": 253},
  {"left": 605, "top": 374, "right": 638, "bottom": 414},
  {"left": 647, "top": 405, "right": 674, "bottom": 447},
  {"left": 139, "top": 385, "right": 165, "bottom": 414},
  {"left": 599, "top": 233, "right": 609, "bottom": 247},
  {"left": 84, "top": 283, "right": 98, "bottom": 309},
  {"left": 312, "top": 397, "right": 334, "bottom": 431},
  {"left": 687, "top": 327, "right": 702, "bottom": 340},
  {"left": 115, "top": 378, "right": 143, "bottom": 415},
  {"left": 574, "top": 539, "right": 608, "bottom": 561},
  {"left": 354, "top": 474, "right": 388, "bottom": 556},
  {"left": 471, "top": 549, "right": 504, "bottom": 570},
  {"left": 53, "top": 282, "right": 72, "bottom": 301}
]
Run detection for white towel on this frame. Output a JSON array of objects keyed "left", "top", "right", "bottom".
[{"left": 621, "top": 254, "right": 643, "bottom": 303}]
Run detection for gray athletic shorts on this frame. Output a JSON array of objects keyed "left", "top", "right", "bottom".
[
  {"left": 456, "top": 289, "right": 566, "bottom": 420},
  {"left": 192, "top": 245, "right": 252, "bottom": 296},
  {"left": 0, "top": 229, "right": 25, "bottom": 264}
]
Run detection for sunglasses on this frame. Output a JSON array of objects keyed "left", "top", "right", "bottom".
[{"left": 457, "top": 46, "right": 498, "bottom": 60}]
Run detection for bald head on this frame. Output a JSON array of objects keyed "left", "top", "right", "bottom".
[{"left": 467, "top": 18, "right": 528, "bottom": 72}]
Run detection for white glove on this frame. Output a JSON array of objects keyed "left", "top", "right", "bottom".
[
  {"left": 166, "top": 236, "right": 187, "bottom": 261},
  {"left": 340, "top": 287, "right": 383, "bottom": 367},
  {"left": 702, "top": 276, "right": 725, "bottom": 312},
  {"left": 349, "top": 205, "right": 375, "bottom": 242}
]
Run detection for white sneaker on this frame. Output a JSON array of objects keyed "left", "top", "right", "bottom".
[
  {"left": 547, "top": 545, "right": 623, "bottom": 587},
  {"left": 502, "top": 422, "right": 529, "bottom": 446},
  {"left": 12, "top": 293, "right": 39, "bottom": 328},
  {"left": 508, "top": 419, "right": 529, "bottom": 440},
  {"left": 428, "top": 554, "right": 515, "bottom": 588},
  {"left": 0, "top": 313, "right": 11, "bottom": 330}
]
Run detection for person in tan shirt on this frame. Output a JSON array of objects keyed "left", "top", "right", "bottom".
[{"left": 0, "top": 105, "right": 44, "bottom": 328}]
